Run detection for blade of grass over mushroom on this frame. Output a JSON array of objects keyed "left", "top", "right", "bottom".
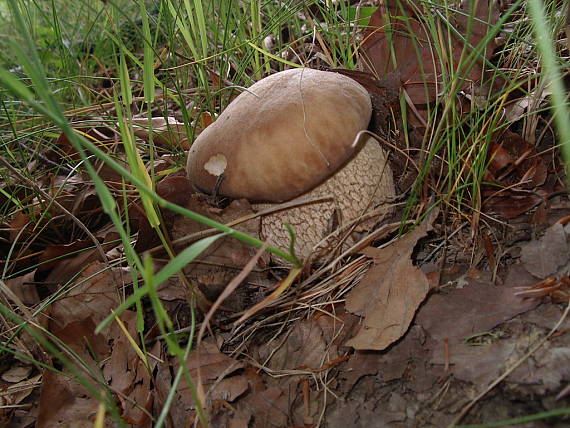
[
  {"left": 284, "top": 223, "right": 301, "bottom": 267},
  {"left": 95, "top": 233, "right": 225, "bottom": 334},
  {"left": 246, "top": 42, "right": 303, "bottom": 69}
]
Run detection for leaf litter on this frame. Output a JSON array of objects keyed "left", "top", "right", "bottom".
[{"left": 345, "top": 208, "right": 438, "bottom": 351}]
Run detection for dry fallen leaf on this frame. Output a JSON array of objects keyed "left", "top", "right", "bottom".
[
  {"left": 482, "top": 130, "right": 550, "bottom": 219},
  {"left": 37, "top": 369, "right": 102, "bottom": 427},
  {"left": 418, "top": 270, "right": 540, "bottom": 389},
  {"left": 520, "top": 222, "right": 570, "bottom": 279},
  {"left": 236, "top": 387, "right": 290, "bottom": 428},
  {"left": 153, "top": 339, "right": 248, "bottom": 426},
  {"left": 0, "top": 373, "right": 41, "bottom": 421},
  {"left": 257, "top": 317, "right": 340, "bottom": 372},
  {"left": 4, "top": 270, "right": 40, "bottom": 306},
  {"left": 103, "top": 311, "right": 152, "bottom": 425},
  {"left": 184, "top": 340, "right": 245, "bottom": 382},
  {"left": 482, "top": 189, "right": 544, "bottom": 219},
  {"left": 37, "top": 317, "right": 111, "bottom": 427},
  {"left": 132, "top": 172, "right": 193, "bottom": 252},
  {"left": 345, "top": 209, "right": 438, "bottom": 350},
  {"left": 38, "top": 239, "right": 101, "bottom": 272},
  {"left": 341, "top": 325, "right": 431, "bottom": 392},
  {"left": 417, "top": 272, "right": 539, "bottom": 344},
  {"left": 170, "top": 194, "right": 265, "bottom": 310},
  {"left": 47, "top": 262, "right": 127, "bottom": 330},
  {"left": 511, "top": 345, "right": 570, "bottom": 395},
  {"left": 487, "top": 130, "right": 547, "bottom": 189},
  {"left": 1, "top": 366, "right": 33, "bottom": 383},
  {"left": 433, "top": 339, "right": 517, "bottom": 387}
]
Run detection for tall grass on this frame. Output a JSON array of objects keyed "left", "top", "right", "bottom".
[
  {"left": 393, "top": 0, "right": 569, "bottom": 227},
  {"left": 527, "top": 0, "right": 570, "bottom": 178},
  {"left": 0, "top": 0, "right": 323, "bottom": 424}
]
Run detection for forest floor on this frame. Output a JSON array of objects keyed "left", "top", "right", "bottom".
[{"left": 2, "top": 1, "right": 570, "bottom": 427}]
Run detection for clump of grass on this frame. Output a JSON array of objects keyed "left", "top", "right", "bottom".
[
  {"left": 0, "top": 1, "right": 334, "bottom": 424},
  {"left": 391, "top": 0, "right": 568, "bottom": 229}
]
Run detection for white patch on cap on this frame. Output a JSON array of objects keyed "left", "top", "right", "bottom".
[{"left": 204, "top": 154, "right": 227, "bottom": 177}]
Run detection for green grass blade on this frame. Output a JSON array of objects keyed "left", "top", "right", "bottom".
[
  {"left": 139, "top": 1, "right": 155, "bottom": 104},
  {"left": 527, "top": 0, "right": 570, "bottom": 181},
  {"left": 95, "top": 233, "right": 224, "bottom": 333}
]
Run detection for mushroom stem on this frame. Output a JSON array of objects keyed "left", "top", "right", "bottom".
[{"left": 256, "top": 137, "right": 394, "bottom": 261}]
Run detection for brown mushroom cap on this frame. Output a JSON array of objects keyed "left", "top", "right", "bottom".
[{"left": 186, "top": 68, "right": 372, "bottom": 203}]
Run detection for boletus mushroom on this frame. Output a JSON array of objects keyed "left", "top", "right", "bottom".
[{"left": 187, "top": 68, "right": 395, "bottom": 261}]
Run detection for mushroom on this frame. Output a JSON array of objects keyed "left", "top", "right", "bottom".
[{"left": 187, "top": 68, "right": 395, "bottom": 260}]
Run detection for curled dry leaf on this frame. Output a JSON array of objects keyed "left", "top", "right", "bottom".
[
  {"left": 4, "top": 270, "right": 40, "bottom": 306},
  {"left": 483, "top": 130, "right": 549, "bottom": 219},
  {"left": 345, "top": 208, "right": 439, "bottom": 350},
  {"left": 487, "top": 131, "right": 547, "bottom": 188}
]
